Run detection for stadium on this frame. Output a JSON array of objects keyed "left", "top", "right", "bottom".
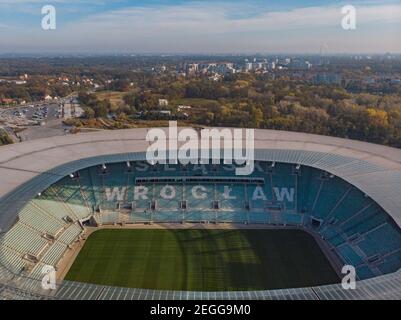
[{"left": 0, "top": 128, "right": 401, "bottom": 300}]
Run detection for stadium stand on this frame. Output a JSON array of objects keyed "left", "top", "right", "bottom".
[
  {"left": 1, "top": 160, "right": 400, "bottom": 292},
  {"left": 1, "top": 124, "right": 401, "bottom": 301}
]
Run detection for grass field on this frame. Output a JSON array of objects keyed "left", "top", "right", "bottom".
[
  {"left": 94, "top": 91, "right": 126, "bottom": 106},
  {"left": 65, "top": 229, "right": 340, "bottom": 291}
]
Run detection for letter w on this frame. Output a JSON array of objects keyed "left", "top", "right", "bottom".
[
  {"left": 273, "top": 187, "right": 295, "bottom": 202},
  {"left": 105, "top": 187, "right": 127, "bottom": 201}
]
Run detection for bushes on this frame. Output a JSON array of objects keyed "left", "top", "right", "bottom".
[{"left": 0, "top": 131, "right": 13, "bottom": 146}]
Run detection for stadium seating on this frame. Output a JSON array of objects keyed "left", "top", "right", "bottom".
[
  {"left": 0, "top": 245, "right": 27, "bottom": 274},
  {"left": 76, "top": 169, "right": 98, "bottom": 211},
  {"left": 18, "top": 203, "right": 65, "bottom": 236},
  {"left": 217, "top": 211, "right": 248, "bottom": 222},
  {"left": 57, "top": 224, "right": 83, "bottom": 245},
  {"left": 154, "top": 184, "right": 182, "bottom": 210},
  {"left": 336, "top": 244, "right": 365, "bottom": 266},
  {"left": 311, "top": 177, "right": 350, "bottom": 220},
  {"left": 270, "top": 164, "right": 296, "bottom": 211},
  {"left": 217, "top": 184, "right": 245, "bottom": 210},
  {"left": 1, "top": 223, "right": 49, "bottom": 257},
  {"left": 185, "top": 184, "right": 214, "bottom": 210},
  {"left": 1, "top": 160, "right": 400, "bottom": 284},
  {"left": 41, "top": 242, "right": 68, "bottom": 266}
]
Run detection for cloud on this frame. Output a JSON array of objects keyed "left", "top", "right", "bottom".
[
  {"left": 1, "top": 1, "right": 400, "bottom": 53},
  {"left": 64, "top": 2, "right": 401, "bottom": 31}
]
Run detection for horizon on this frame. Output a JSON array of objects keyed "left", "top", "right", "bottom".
[{"left": 0, "top": 52, "right": 400, "bottom": 58}]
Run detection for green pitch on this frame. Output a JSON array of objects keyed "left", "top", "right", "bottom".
[{"left": 65, "top": 228, "right": 339, "bottom": 291}]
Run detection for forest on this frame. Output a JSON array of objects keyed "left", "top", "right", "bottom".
[{"left": 78, "top": 72, "right": 401, "bottom": 148}]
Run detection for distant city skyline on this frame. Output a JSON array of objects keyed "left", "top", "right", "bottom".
[{"left": 0, "top": 0, "right": 400, "bottom": 54}]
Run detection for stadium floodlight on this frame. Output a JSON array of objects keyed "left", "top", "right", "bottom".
[
  {"left": 69, "top": 173, "right": 75, "bottom": 178},
  {"left": 271, "top": 162, "right": 276, "bottom": 168},
  {"left": 126, "top": 161, "right": 131, "bottom": 168},
  {"left": 330, "top": 174, "right": 334, "bottom": 179},
  {"left": 296, "top": 164, "right": 301, "bottom": 170},
  {"left": 37, "top": 192, "right": 41, "bottom": 197}
]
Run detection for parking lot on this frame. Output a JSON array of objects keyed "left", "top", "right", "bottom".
[
  {"left": 0, "top": 96, "right": 80, "bottom": 142},
  {"left": 0, "top": 103, "right": 61, "bottom": 123}
]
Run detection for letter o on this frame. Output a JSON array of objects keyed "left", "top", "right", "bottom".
[{"left": 160, "top": 185, "right": 176, "bottom": 200}]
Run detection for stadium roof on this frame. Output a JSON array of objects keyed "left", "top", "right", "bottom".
[{"left": 1, "top": 128, "right": 401, "bottom": 232}]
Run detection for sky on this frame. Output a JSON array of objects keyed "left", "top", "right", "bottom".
[{"left": 0, "top": 0, "right": 400, "bottom": 54}]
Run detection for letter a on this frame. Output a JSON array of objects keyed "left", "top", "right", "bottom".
[{"left": 42, "top": 5, "right": 56, "bottom": 30}]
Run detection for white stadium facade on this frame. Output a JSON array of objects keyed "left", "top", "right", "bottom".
[{"left": 0, "top": 128, "right": 401, "bottom": 300}]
